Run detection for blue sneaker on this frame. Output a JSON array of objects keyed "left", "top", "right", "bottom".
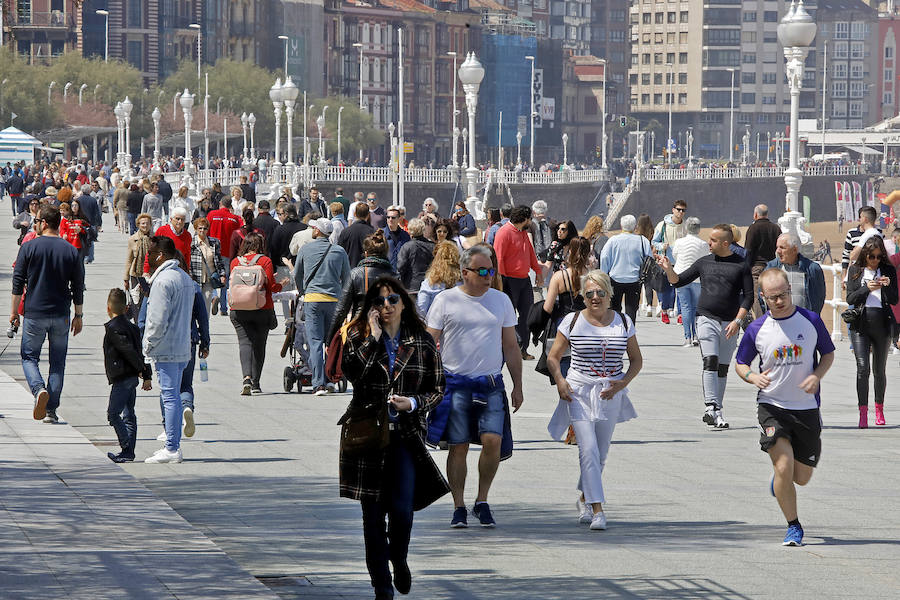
[
  {"left": 473, "top": 502, "right": 496, "bottom": 528},
  {"left": 450, "top": 506, "right": 468, "bottom": 528},
  {"left": 783, "top": 524, "right": 804, "bottom": 546},
  {"left": 769, "top": 476, "right": 775, "bottom": 497}
]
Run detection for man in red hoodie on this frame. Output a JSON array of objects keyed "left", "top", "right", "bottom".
[{"left": 207, "top": 197, "right": 242, "bottom": 316}]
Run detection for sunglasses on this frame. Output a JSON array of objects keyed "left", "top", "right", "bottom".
[
  {"left": 674, "top": 207, "right": 686, "bottom": 212},
  {"left": 868, "top": 253, "right": 884, "bottom": 260},
  {"left": 465, "top": 267, "right": 496, "bottom": 277},
  {"left": 373, "top": 294, "right": 402, "bottom": 307},
  {"left": 584, "top": 289, "right": 608, "bottom": 299},
  {"left": 387, "top": 215, "right": 399, "bottom": 220},
  {"left": 558, "top": 226, "right": 568, "bottom": 231}
]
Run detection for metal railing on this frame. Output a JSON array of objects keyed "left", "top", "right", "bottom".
[
  {"left": 9, "top": 11, "right": 74, "bottom": 27},
  {"left": 641, "top": 164, "right": 860, "bottom": 181},
  {"left": 820, "top": 263, "right": 848, "bottom": 341}
]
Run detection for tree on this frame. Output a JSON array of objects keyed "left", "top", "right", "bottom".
[{"left": 0, "top": 48, "right": 60, "bottom": 133}]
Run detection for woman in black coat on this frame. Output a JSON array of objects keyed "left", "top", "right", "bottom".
[
  {"left": 340, "top": 276, "right": 448, "bottom": 600},
  {"left": 846, "top": 236, "right": 899, "bottom": 428}
]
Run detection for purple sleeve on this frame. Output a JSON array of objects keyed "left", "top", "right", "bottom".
[
  {"left": 735, "top": 316, "right": 764, "bottom": 365},
  {"left": 799, "top": 308, "right": 836, "bottom": 355}
]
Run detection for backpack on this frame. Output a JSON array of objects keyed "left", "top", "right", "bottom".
[{"left": 227, "top": 254, "right": 267, "bottom": 310}]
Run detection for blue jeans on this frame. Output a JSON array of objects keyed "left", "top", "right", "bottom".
[
  {"left": 20, "top": 316, "right": 70, "bottom": 412},
  {"left": 156, "top": 361, "right": 187, "bottom": 451},
  {"left": 126, "top": 212, "right": 138, "bottom": 234},
  {"left": 218, "top": 263, "right": 231, "bottom": 314},
  {"left": 658, "top": 281, "right": 676, "bottom": 311},
  {"left": 304, "top": 301, "right": 337, "bottom": 388},
  {"left": 361, "top": 435, "right": 415, "bottom": 598},
  {"left": 447, "top": 386, "right": 505, "bottom": 444},
  {"left": 161, "top": 344, "right": 196, "bottom": 423},
  {"left": 108, "top": 377, "right": 138, "bottom": 454},
  {"left": 677, "top": 281, "right": 701, "bottom": 340}
]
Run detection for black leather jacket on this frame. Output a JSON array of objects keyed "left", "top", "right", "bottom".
[{"left": 328, "top": 256, "right": 396, "bottom": 340}]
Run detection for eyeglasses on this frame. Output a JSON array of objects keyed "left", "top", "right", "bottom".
[
  {"left": 465, "top": 267, "right": 496, "bottom": 277},
  {"left": 373, "top": 293, "right": 402, "bottom": 307},
  {"left": 558, "top": 226, "right": 568, "bottom": 232},
  {"left": 764, "top": 290, "right": 791, "bottom": 302},
  {"left": 673, "top": 207, "right": 686, "bottom": 213},
  {"left": 584, "top": 289, "right": 608, "bottom": 299},
  {"left": 387, "top": 215, "right": 399, "bottom": 220},
  {"left": 868, "top": 253, "right": 883, "bottom": 260}
]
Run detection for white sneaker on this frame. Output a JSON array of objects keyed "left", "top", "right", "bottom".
[
  {"left": 682, "top": 339, "right": 692, "bottom": 347},
  {"left": 156, "top": 431, "right": 167, "bottom": 441},
  {"left": 589, "top": 512, "right": 608, "bottom": 530},
  {"left": 715, "top": 409, "right": 729, "bottom": 429},
  {"left": 183, "top": 407, "right": 195, "bottom": 438},
  {"left": 576, "top": 499, "right": 593, "bottom": 524},
  {"left": 644, "top": 307, "right": 653, "bottom": 317},
  {"left": 144, "top": 447, "right": 183, "bottom": 463}
]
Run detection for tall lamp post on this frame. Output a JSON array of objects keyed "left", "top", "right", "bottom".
[
  {"left": 248, "top": 113, "right": 256, "bottom": 161},
  {"left": 282, "top": 76, "right": 299, "bottom": 179},
  {"left": 353, "top": 42, "right": 365, "bottom": 162},
  {"left": 121, "top": 96, "right": 133, "bottom": 173},
  {"left": 777, "top": 0, "right": 817, "bottom": 238},
  {"left": 269, "top": 78, "right": 284, "bottom": 181},
  {"left": 562, "top": 132, "right": 569, "bottom": 166},
  {"left": 151, "top": 107, "right": 161, "bottom": 167},
  {"left": 525, "top": 54, "right": 536, "bottom": 168},
  {"left": 180, "top": 89, "right": 194, "bottom": 176},
  {"left": 459, "top": 52, "right": 485, "bottom": 199},
  {"left": 96, "top": 9, "right": 109, "bottom": 62},
  {"left": 317, "top": 106, "right": 329, "bottom": 166},
  {"left": 337, "top": 106, "right": 345, "bottom": 164},
  {"left": 78, "top": 83, "right": 87, "bottom": 106},
  {"left": 448, "top": 51, "right": 458, "bottom": 168},
  {"left": 601, "top": 57, "right": 608, "bottom": 169},
  {"left": 241, "top": 112, "right": 249, "bottom": 166},
  {"left": 726, "top": 67, "right": 736, "bottom": 162},
  {"left": 516, "top": 130, "right": 523, "bottom": 167},
  {"left": 687, "top": 127, "right": 694, "bottom": 164},
  {"left": 114, "top": 102, "right": 124, "bottom": 168},
  {"left": 48, "top": 81, "right": 56, "bottom": 105},
  {"left": 278, "top": 35, "right": 289, "bottom": 76},
  {"left": 189, "top": 24, "right": 202, "bottom": 85}
]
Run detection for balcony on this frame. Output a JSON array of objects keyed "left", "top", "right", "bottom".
[{"left": 10, "top": 11, "right": 74, "bottom": 29}]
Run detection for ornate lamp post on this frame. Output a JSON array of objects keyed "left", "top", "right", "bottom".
[
  {"left": 241, "top": 112, "right": 249, "bottom": 167},
  {"left": 282, "top": 76, "right": 299, "bottom": 179},
  {"left": 180, "top": 89, "right": 195, "bottom": 175},
  {"left": 462, "top": 127, "right": 468, "bottom": 168},
  {"left": 248, "top": 113, "right": 256, "bottom": 161},
  {"left": 448, "top": 50, "right": 459, "bottom": 168},
  {"left": 114, "top": 102, "right": 124, "bottom": 168},
  {"left": 516, "top": 131, "right": 523, "bottom": 167},
  {"left": 121, "top": 96, "right": 133, "bottom": 173},
  {"left": 687, "top": 127, "right": 694, "bottom": 164},
  {"left": 562, "top": 132, "right": 569, "bottom": 167},
  {"left": 151, "top": 107, "right": 161, "bottom": 167},
  {"left": 337, "top": 106, "right": 345, "bottom": 164},
  {"left": 458, "top": 52, "right": 485, "bottom": 199},
  {"left": 317, "top": 105, "right": 329, "bottom": 166},
  {"left": 777, "top": 0, "right": 817, "bottom": 238},
  {"left": 269, "top": 78, "right": 284, "bottom": 181}
]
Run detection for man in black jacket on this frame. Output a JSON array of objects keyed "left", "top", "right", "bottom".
[
  {"left": 6, "top": 168, "right": 24, "bottom": 216},
  {"left": 744, "top": 204, "right": 784, "bottom": 319},
  {"left": 155, "top": 175, "right": 173, "bottom": 219},
  {"left": 268, "top": 204, "right": 307, "bottom": 321},
  {"left": 299, "top": 185, "right": 328, "bottom": 221},
  {"left": 338, "top": 202, "right": 375, "bottom": 268},
  {"left": 254, "top": 199, "right": 279, "bottom": 241},
  {"left": 396, "top": 218, "right": 434, "bottom": 292},
  {"left": 239, "top": 175, "right": 256, "bottom": 205}
]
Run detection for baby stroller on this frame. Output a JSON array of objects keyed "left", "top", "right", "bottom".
[{"left": 279, "top": 293, "right": 348, "bottom": 393}]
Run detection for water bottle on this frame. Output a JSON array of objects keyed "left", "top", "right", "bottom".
[{"left": 199, "top": 358, "right": 208, "bottom": 382}]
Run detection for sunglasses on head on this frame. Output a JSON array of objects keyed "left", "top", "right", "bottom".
[
  {"left": 373, "top": 293, "right": 402, "bottom": 307},
  {"left": 465, "top": 267, "right": 496, "bottom": 277},
  {"left": 584, "top": 289, "right": 608, "bottom": 299}
]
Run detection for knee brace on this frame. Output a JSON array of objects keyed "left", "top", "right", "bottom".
[
  {"left": 718, "top": 364, "right": 730, "bottom": 378},
  {"left": 702, "top": 355, "right": 719, "bottom": 372}
]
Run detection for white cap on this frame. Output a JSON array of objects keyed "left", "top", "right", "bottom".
[{"left": 309, "top": 217, "right": 334, "bottom": 235}]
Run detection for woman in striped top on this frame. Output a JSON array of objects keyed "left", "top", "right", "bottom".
[{"left": 546, "top": 270, "right": 643, "bottom": 531}]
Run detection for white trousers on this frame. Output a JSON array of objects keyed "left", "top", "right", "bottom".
[{"left": 572, "top": 418, "right": 618, "bottom": 505}]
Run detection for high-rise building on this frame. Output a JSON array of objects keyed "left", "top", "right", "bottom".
[
  {"left": 590, "top": 0, "right": 629, "bottom": 123},
  {"left": 877, "top": 8, "right": 900, "bottom": 121}
]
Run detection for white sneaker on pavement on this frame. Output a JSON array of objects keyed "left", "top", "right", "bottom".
[
  {"left": 589, "top": 512, "right": 608, "bottom": 530},
  {"left": 576, "top": 498, "right": 593, "bottom": 524},
  {"left": 144, "top": 447, "right": 183, "bottom": 464},
  {"left": 183, "top": 407, "right": 195, "bottom": 438},
  {"left": 715, "top": 409, "right": 729, "bottom": 429}
]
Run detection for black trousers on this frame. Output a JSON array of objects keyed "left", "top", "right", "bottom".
[
  {"left": 502, "top": 275, "right": 533, "bottom": 351},
  {"left": 611, "top": 279, "right": 640, "bottom": 325},
  {"left": 849, "top": 308, "right": 892, "bottom": 406},
  {"left": 230, "top": 309, "right": 272, "bottom": 387}
]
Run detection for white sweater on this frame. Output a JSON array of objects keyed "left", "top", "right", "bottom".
[{"left": 672, "top": 234, "right": 710, "bottom": 275}]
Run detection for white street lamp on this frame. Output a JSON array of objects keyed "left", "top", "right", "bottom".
[
  {"left": 180, "top": 88, "right": 195, "bottom": 175},
  {"left": 94, "top": 84, "right": 101, "bottom": 102},
  {"left": 448, "top": 50, "right": 458, "bottom": 168},
  {"left": 248, "top": 113, "right": 256, "bottom": 161},
  {"left": 525, "top": 54, "right": 535, "bottom": 168},
  {"left": 121, "top": 96, "right": 133, "bottom": 172},
  {"left": 241, "top": 112, "right": 249, "bottom": 166},
  {"left": 337, "top": 106, "right": 345, "bottom": 164},
  {"left": 151, "top": 106, "right": 161, "bottom": 166},
  {"left": 189, "top": 24, "right": 202, "bottom": 85},
  {"left": 77, "top": 83, "right": 87, "bottom": 105},
  {"left": 389, "top": 122, "right": 398, "bottom": 204},
  {"left": 317, "top": 105, "right": 329, "bottom": 166},
  {"left": 96, "top": 9, "right": 109, "bottom": 62},
  {"left": 269, "top": 78, "right": 284, "bottom": 180},
  {"left": 459, "top": 51, "right": 485, "bottom": 199},
  {"left": 726, "top": 67, "right": 736, "bottom": 162},
  {"left": 562, "top": 132, "right": 569, "bottom": 166},
  {"left": 63, "top": 82, "right": 73, "bottom": 104},
  {"left": 600, "top": 57, "right": 608, "bottom": 169},
  {"left": 516, "top": 130, "right": 523, "bottom": 167},
  {"left": 777, "top": 0, "right": 817, "bottom": 238},
  {"left": 173, "top": 91, "right": 181, "bottom": 122},
  {"left": 48, "top": 81, "right": 56, "bottom": 105},
  {"left": 203, "top": 72, "right": 209, "bottom": 169},
  {"left": 461, "top": 127, "right": 468, "bottom": 168},
  {"left": 687, "top": 127, "right": 694, "bottom": 164},
  {"left": 282, "top": 76, "right": 299, "bottom": 178},
  {"left": 353, "top": 42, "right": 364, "bottom": 162},
  {"left": 114, "top": 102, "right": 124, "bottom": 168},
  {"left": 278, "top": 35, "right": 289, "bottom": 76}
]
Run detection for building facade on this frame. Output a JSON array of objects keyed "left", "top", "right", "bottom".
[{"left": 5, "top": 0, "right": 82, "bottom": 65}]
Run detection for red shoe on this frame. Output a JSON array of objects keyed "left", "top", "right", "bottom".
[
  {"left": 677, "top": 314, "right": 683, "bottom": 324},
  {"left": 661, "top": 312, "right": 670, "bottom": 324},
  {"left": 859, "top": 406, "right": 868, "bottom": 429},
  {"left": 875, "top": 403, "right": 886, "bottom": 426}
]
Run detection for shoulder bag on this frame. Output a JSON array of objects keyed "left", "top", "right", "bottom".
[{"left": 337, "top": 384, "right": 392, "bottom": 457}]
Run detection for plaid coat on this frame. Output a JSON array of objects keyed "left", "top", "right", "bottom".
[
  {"left": 189, "top": 236, "right": 226, "bottom": 286},
  {"left": 339, "top": 324, "right": 449, "bottom": 510}
]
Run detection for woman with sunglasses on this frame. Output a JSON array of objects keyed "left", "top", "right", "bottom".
[
  {"left": 846, "top": 236, "right": 898, "bottom": 427},
  {"left": 340, "top": 276, "right": 449, "bottom": 600},
  {"left": 542, "top": 220, "right": 579, "bottom": 275},
  {"left": 546, "top": 270, "right": 642, "bottom": 530},
  {"left": 13, "top": 197, "right": 41, "bottom": 245},
  {"left": 539, "top": 237, "right": 590, "bottom": 378}
]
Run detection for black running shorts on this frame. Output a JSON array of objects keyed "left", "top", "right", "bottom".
[{"left": 757, "top": 403, "right": 822, "bottom": 467}]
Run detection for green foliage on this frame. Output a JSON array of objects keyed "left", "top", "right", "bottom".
[{"left": 0, "top": 48, "right": 60, "bottom": 132}]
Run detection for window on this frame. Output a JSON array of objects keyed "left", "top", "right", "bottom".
[
  {"left": 652, "top": 33, "right": 661, "bottom": 43},
  {"left": 705, "top": 29, "right": 740, "bottom": 45},
  {"left": 678, "top": 72, "right": 687, "bottom": 84},
  {"left": 832, "top": 81, "right": 847, "bottom": 98},
  {"left": 775, "top": 114, "right": 789, "bottom": 123},
  {"left": 850, "top": 42, "right": 864, "bottom": 59},
  {"left": 610, "top": 30, "right": 626, "bottom": 42},
  {"left": 654, "top": 73, "right": 662, "bottom": 84},
  {"left": 584, "top": 96, "right": 598, "bottom": 115},
  {"left": 678, "top": 92, "right": 687, "bottom": 104},
  {"left": 743, "top": 11, "right": 756, "bottom": 22},
  {"left": 679, "top": 32, "right": 688, "bottom": 43},
  {"left": 631, "top": 94, "right": 639, "bottom": 105},
  {"left": 642, "top": 93, "right": 650, "bottom": 104},
  {"left": 763, "top": 11, "right": 778, "bottom": 22},
  {"left": 833, "top": 63, "right": 847, "bottom": 78},
  {"left": 851, "top": 22, "right": 866, "bottom": 40},
  {"left": 737, "top": 113, "right": 752, "bottom": 124},
  {"left": 643, "top": 53, "right": 651, "bottom": 64},
  {"left": 127, "top": 0, "right": 142, "bottom": 27},
  {"left": 629, "top": 73, "right": 638, "bottom": 84},
  {"left": 126, "top": 40, "right": 142, "bottom": 70},
  {"left": 700, "top": 113, "right": 723, "bottom": 123},
  {"left": 703, "top": 91, "right": 733, "bottom": 108},
  {"left": 886, "top": 69, "right": 894, "bottom": 82},
  {"left": 655, "top": 12, "right": 664, "bottom": 23},
  {"left": 632, "top": 53, "right": 639, "bottom": 65},
  {"left": 763, "top": 32, "right": 777, "bottom": 43},
  {"left": 667, "top": 32, "right": 676, "bottom": 44},
  {"left": 885, "top": 92, "right": 894, "bottom": 105},
  {"left": 666, "top": 52, "right": 675, "bottom": 64},
  {"left": 742, "top": 31, "right": 757, "bottom": 43},
  {"left": 849, "top": 82, "right": 865, "bottom": 98},
  {"left": 762, "top": 95, "right": 776, "bottom": 105},
  {"left": 742, "top": 53, "right": 756, "bottom": 64},
  {"left": 831, "top": 102, "right": 847, "bottom": 117},
  {"left": 757, "top": 113, "right": 771, "bottom": 124},
  {"left": 850, "top": 63, "right": 863, "bottom": 79},
  {"left": 679, "top": 52, "right": 688, "bottom": 63},
  {"left": 741, "top": 92, "right": 756, "bottom": 104},
  {"left": 655, "top": 53, "right": 663, "bottom": 64},
  {"left": 849, "top": 101, "right": 862, "bottom": 117},
  {"left": 680, "top": 10, "right": 688, "bottom": 22},
  {"left": 667, "top": 11, "right": 676, "bottom": 23},
  {"left": 703, "top": 70, "right": 732, "bottom": 86},
  {"left": 705, "top": 50, "right": 740, "bottom": 66},
  {"left": 762, "top": 72, "right": 776, "bottom": 84},
  {"left": 887, "top": 47, "right": 895, "bottom": 59},
  {"left": 643, "top": 13, "right": 651, "bottom": 24},
  {"left": 642, "top": 73, "right": 651, "bottom": 85},
  {"left": 742, "top": 72, "right": 756, "bottom": 84},
  {"left": 834, "top": 42, "right": 848, "bottom": 59},
  {"left": 653, "top": 93, "right": 662, "bottom": 104},
  {"left": 705, "top": 8, "right": 740, "bottom": 25},
  {"left": 834, "top": 22, "right": 849, "bottom": 39}
]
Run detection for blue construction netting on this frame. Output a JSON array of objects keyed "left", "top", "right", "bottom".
[{"left": 478, "top": 35, "right": 537, "bottom": 153}]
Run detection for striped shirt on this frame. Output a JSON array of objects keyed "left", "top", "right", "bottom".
[{"left": 559, "top": 311, "right": 634, "bottom": 378}]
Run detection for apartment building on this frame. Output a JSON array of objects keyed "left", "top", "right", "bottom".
[
  {"left": 878, "top": 8, "right": 900, "bottom": 121},
  {"left": 4, "top": 0, "right": 82, "bottom": 65},
  {"left": 590, "top": 0, "right": 629, "bottom": 120}
]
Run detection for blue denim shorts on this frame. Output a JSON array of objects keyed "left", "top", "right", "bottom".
[{"left": 447, "top": 387, "right": 505, "bottom": 444}]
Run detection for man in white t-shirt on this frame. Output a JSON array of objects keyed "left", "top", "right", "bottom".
[
  {"left": 735, "top": 268, "right": 835, "bottom": 548},
  {"left": 426, "top": 245, "right": 523, "bottom": 529}
]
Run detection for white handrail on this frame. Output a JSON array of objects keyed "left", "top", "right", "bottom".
[{"left": 819, "top": 263, "right": 847, "bottom": 341}]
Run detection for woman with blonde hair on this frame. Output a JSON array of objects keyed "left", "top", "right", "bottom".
[
  {"left": 582, "top": 215, "right": 608, "bottom": 267},
  {"left": 417, "top": 241, "right": 461, "bottom": 315},
  {"left": 546, "top": 269, "right": 642, "bottom": 531}
]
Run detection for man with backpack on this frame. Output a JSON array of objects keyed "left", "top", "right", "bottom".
[{"left": 294, "top": 218, "right": 350, "bottom": 396}]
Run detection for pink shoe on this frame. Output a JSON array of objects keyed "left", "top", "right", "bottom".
[
  {"left": 859, "top": 406, "right": 868, "bottom": 429},
  {"left": 875, "top": 403, "right": 886, "bottom": 426}
]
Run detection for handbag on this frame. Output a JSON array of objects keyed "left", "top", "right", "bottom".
[
  {"left": 338, "top": 402, "right": 391, "bottom": 457},
  {"left": 536, "top": 311, "right": 580, "bottom": 377},
  {"left": 841, "top": 306, "right": 863, "bottom": 326},
  {"left": 325, "top": 326, "right": 346, "bottom": 382}
]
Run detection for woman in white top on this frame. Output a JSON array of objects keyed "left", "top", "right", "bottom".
[
  {"left": 546, "top": 270, "right": 642, "bottom": 531},
  {"left": 671, "top": 217, "right": 710, "bottom": 347}
]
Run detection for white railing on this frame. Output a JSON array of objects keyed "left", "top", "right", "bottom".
[
  {"left": 820, "top": 263, "right": 848, "bottom": 341},
  {"left": 640, "top": 163, "right": 860, "bottom": 181}
]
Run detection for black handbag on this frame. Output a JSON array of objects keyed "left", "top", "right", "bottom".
[
  {"left": 338, "top": 403, "right": 390, "bottom": 457},
  {"left": 841, "top": 306, "right": 863, "bottom": 326}
]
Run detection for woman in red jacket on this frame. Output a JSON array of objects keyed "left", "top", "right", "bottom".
[{"left": 229, "top": 232, "right": 286, "bottom": 395}]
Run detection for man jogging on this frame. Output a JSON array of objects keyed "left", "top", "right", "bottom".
[
  {"left": 735, "top": 268, "right": 834, "bottom": 547},
  {"left": 657, "top": 223, "right": 753, "bottom": 429}
]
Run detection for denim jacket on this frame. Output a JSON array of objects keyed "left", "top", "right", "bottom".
[{"left": 142, "top": 259, "right": 196, "bottom": 364}]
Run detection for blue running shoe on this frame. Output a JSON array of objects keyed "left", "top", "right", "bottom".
[
  {"left": 473, "top": 502, "right": 496, "bottom": 528},
  {"left": 769, "top": 476, "right": 775, "bottom": 497},
  {"left": 450, "top": 506, "right": 468, "bottom": 528},
  {"left": 783, "top": 524, "right": 804, "bottom": 546}
]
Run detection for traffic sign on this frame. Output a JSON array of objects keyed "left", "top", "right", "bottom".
[{"left": 403, "top": 142, "right": 414, "bottom": 153}]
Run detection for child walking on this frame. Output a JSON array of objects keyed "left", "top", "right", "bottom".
[{"left": 103, "top": 288, "right": 152, "bottom": 463}]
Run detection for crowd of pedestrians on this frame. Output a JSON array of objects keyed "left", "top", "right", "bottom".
[{"left": 7, "top": 155, "right": 895, "bottom": 598}]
